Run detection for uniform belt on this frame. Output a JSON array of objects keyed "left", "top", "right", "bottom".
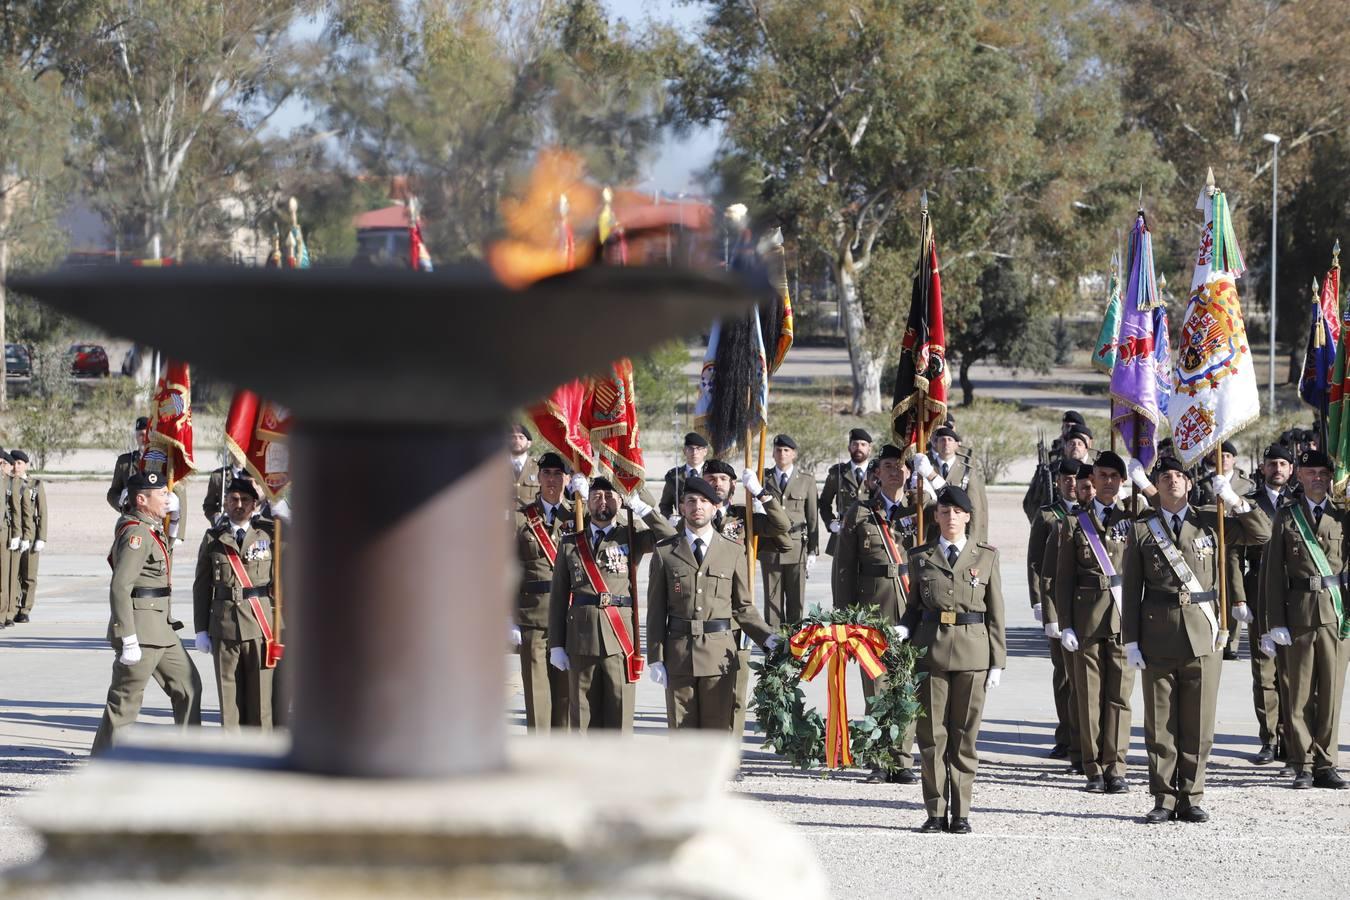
[
  {"left": 860, "top": 563, "right": 909, "bottom": 578},
  {"left": 1286, "top": 573, "right": 1350, "bottom": 591},
  {"left": 130, "top": 587, "right": 171, "bottom": 598},
  {"left": 241, "top": 585, "right": 271, "bottom": 598},
  {"left": 571, "top": 593, "right": 633, "bottom": 608},
  {"left": 666, "top": 617, "right": 733, "bottom": 635},
  {"left": 1145, "top": 589, "right": 1216, "bottom": 607},
  {"left": 521, "top": 580, "right": 553, "bottom": 594},
  {"left": 921, "top": 610, "right": 984, "bottom": 625},
  {"left": 1076, "top": 574, "right": 1123, "bottom": 589}
]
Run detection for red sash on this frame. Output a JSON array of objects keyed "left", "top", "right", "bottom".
[
  {"left": 870, "top": 505, "right": 911, "bottom": 593},
  {"left": 573, "top": 535, "right": 642, "bottom": 683},
  {"left": 523, "top": 503, "right": 559, "bottom": 566},
  {"left": 221, "top": 543, "right": 283, "bottom": 669}
]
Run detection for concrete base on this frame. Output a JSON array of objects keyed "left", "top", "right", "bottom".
[{"left": 2, "top": 732, "right": 826, "bottom": 898}]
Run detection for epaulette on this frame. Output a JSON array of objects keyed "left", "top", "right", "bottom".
[
  {"left": 559, "top": 532, "right": 579, "bottom": 546},
  {"left": 655, "top": 534, "right": 680, "bottom": 548},
  {"left": 976, "top": 541, "right": 998, "bottom": 552},
  {"left": 252, "top": 516, "right": 275, "bottom": 535}
]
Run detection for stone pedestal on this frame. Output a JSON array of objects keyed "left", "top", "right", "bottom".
[{"left": 1, "top": 732, "right": 826, "bottom": 898}]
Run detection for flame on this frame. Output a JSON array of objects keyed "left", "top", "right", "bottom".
[{"left": 488, "top": 149, "right": 599, "bottom": 288}]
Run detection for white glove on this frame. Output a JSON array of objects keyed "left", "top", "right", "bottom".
[
  {"left": 569, "top": 475, "right": 589, "bottom": 500},
  {"left": 1125, "top": 457, "right": 1149, "bottom": 489},
  {"left": 628, "top": 496, "right": 653, "bottom": 518},
  {"left": 892, "top": 625, "right": 910, "bottom": 643},
  {"left": 1269, "top": 627, "right": 1292, "bottom": 646},
  {"left": 7, "top": 538, "right": 17, "bottom": 551},
  {"left": 765, "top": 634, "right": 782, "bottom": 652},
  {"left": 1213, "top": 629, "right": 1230, "bottom": 653},
  {"left": 32, "top": 540, "right": 44, "bottom": 552},
  {"left": 649, "top": 660, "right": 667, "bottom": 685},
  {"left": 828, "top": 520, "right": 842, "bottom": 534},
  {"left": 118, "top": 635, "right": 142, "bottom": 665},
  {"left": 194, "top": 631, "right": 212, "bottom": 654},
  {"left": 1125, "top": 642, "right": 1146, "bottom": 670},
  {"left": 985, "top": 667, "right": 1002, "bottom": 690},
  {"left": 1033, "top": 603, "right": 1043, "bottom": 623},
  {"left": 1044, "top": 621, "right": 1061, "bottom": 640},
  {"left": 173, "top": 538, "right": 184, "bottom": 547},
  {"left": 913, "top": 454, "right": 934, "bottom": 479},
  {"left": 1232, "top": 603, "right": 1254, "bottom": 625},
  {"left": 509, "top": 624, "right": 522, "bottom": 648},
  {"left": 752, "top": 498, "right": 766, "bottom": 514},
  {"left": 167, "top": 492, "right": 180, "bottom": 513},
  {"left": 270, "top": 498, "right": 292, "bottom": 521},
  {"left": 549, "top": 647, "right": 570, "bottom": 671},
  {"left": 1211, "top": 473, "right": 1241, "bottom": 507},
  {"left": 1059, "top": 627, "right": 1079, "bottom": 652},
  {"left": 806, "top": 554, "right": 818, "bottom": 575},
  {"left": 667, "top": 514, "right": 681, "bottom": 527},
  {"left": 19, "top": 540, "right": 29, "bottom": 552},
  {"left": 740, "top": 468, "right": 764, "bottom": 496},
  {"left": 1258, "top": 634, "right": 1277, "bottom": 658}
]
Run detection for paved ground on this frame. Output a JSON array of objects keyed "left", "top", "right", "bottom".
[{"left": 3, "top": 478, "right": 1348, "bottom": 896}]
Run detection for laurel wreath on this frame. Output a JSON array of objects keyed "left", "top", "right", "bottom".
[{"left": 750, "top": 604, "right": 925, "bottom": 773}]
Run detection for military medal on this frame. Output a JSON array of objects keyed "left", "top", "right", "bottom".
[
  {"left": 968, "top": 567, "right": 980, "bottom": 587},
  {"left": 602, "top": 545, "right": 627, "bottom": 574}
]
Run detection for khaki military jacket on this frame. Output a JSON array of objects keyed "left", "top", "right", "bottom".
[
  {"left": 547, "top": 510, "right": 676, "bottom": 656},
  {"left": 923, "top": 451, "right": 989, "bottom": 543},
  {"left": 108, "top": 511, "right": 179, "bottom": 646},
  {"left": 1235, "top": 486, "right": 1282, "bottom": 617},
  {"left": 511, "top": 456, "right": 540, "bottom": 506},
  {"left": 107, "top": 450, "right": 140, "bottom": 511},
  {"left": 1027, "top": 502, "right": 1070, "bottom": 615},
  {"left": 1054, "top": 503, "right": 1134, "bottom": 640},
  {"left": 192, "top": 517, "right": 276, "bottom": 642},
  {"left": 819, "top": 461, "right": 871, "bottom": 556},
  {"left": 834, "top": 495, "right": 913, "bottom": 623},
  {"left": 21, "top": 476, "right": 44, "bottom": 542},
  {"left": 202, "top": 465, "right": 249, "bottom": 524},
  {"left": 5, "top": 474, "right": 20, "bottom": 542},
  {"left": 1262, "top": 497, "right": 1349, "bottom": 637},
  {"left": 710, "top": 497, "right": 792, "bottom": 555},
  {"left": 658, "top": 464, "right": 703, "bottom": 519},
  {"left": 514, "top": 497, "right": 574, "bottom": 628},
  {"left": 647, "top": 530, "right": 773, "bottom": 678},
  {"left": 900, "top": 538, "right": 1006, "bottom": 672},
  {"left": 761, "top": 467, "right": 819, "bottom": 564},
  {"left": 1191, "top": 468, "right": 1256, "bottom": 508},
  {"left": 1122, "top": 504, "right": 1270, "bottom": 659}
]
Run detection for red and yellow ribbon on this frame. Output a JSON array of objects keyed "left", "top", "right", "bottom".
[{"left": 789, "top": 624, "right": 889, "bottom": 768}]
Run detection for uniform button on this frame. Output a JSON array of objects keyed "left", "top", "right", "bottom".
[
  {"left": 946, "top": 589, "right": 953, "bottom": 595},
  {"left": 696, "top": 606, "right": 702, "bottom": 612},
  {"left": 697, "top": 589, "right": 703, "bottom": 594}
]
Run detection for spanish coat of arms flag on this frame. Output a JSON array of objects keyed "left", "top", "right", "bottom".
[
  {"left": 225, "top": 389, "right": 292, "bottom": 501},
  {"left": 147, "top": 360, "right": 197, "bottom": 478}
]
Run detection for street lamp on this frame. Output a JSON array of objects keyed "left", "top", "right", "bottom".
[{"left": 1263, "top": 133, "right": 1281, "bottom": 413}]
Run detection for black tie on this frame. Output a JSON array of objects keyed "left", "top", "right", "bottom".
[
  {"left": 688, "top": 467, "right": 697, "bottom": 479},
  {"left": 1102, "top": 505, "right": 1113, "bottom": 521},
  {"left": 1171, "top": 514, "right": 1182, "bottom": 536},
  {"left": 693, "top": 538, "right": 705, "bottom": 565},
  {"left": 779, "top": 473, "right": 788, "bottom": 492},
  {"left": 593, "top": 528, "right": 606, "bottom": 554},
  {"left": 714, "top": 511, "right": 724, "bottom": 531},
  {"left": 946, "top": 544, "right": 959, "bottom": 566},
  {"left": 940, "top": 460, "right": 950, "bottom": 479},
  {"left": 235, "top": 527, "right": 246, "bottom": 546},
  {"left": 855, "top": 467, "right": 864, "bottom": 484},
  {"left": 1314, "top": 504, "right": 1324, "bottom": 527}
]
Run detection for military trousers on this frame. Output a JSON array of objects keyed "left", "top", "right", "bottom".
[
  {"left": 519, "top": 625, "right": 568, "bottom": 732},
  {"left": 1250, "top": 643, "right": 1285, "bottom": 747},
  {"left": 18, "top": 547, "right": 39, "bottom": 613},
  {"left": 666, "top": 669, "right": 738, "bottom": 731},
  {"left": 863, "top": 670, "right": 916, "bottom": 769},
  {"left": 1071, "top": 636, "right": 1134, "bottom": 778},
  {"left": 760, "top": 560, "right": 804, "bottom": 629},
  {"left": 568, "top": 653, "right": 635, "bottom": 732},
  {"left": 1048, "top": 637, "right": 1081, "bottom": 762},
  {"left": 6, "top": 546, "right": 20, "bottom": 618},
  {"left": 917, "top": 665, "right": 988, "bottom": 819},
  {"left": 212, "top": 636, "right": 273, "bottom": 731},
  {"left": 1281, "top": 624, "right": 1349, "bottom": 772},
  {"left": 0, "top": 541, "right": 10, "bottom": 622},
  {"left": 1141, "top": 651, "right": 1221, "bottom": 811},
  {"left": 731, "top": 645, "right": 752, "bottom": 738},
  {"left": 91, "top": 639, "right": 203, "bottom": 754}
]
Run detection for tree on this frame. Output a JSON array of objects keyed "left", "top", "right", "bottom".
[{"left": 949, "top": 258, "right": 1051, "bottom": 406}]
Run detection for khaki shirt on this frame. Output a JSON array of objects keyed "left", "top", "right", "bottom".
[
  {"left": 1054, "top": 504, "right": 1135, "bottom": 640},
  {"left": 107, "top": 450, "right": 140, "bottom": 511},
  {"left": 22, "top": 476, "right": 44, "bottom": 542},
  {"left": 514, "top": 498, "right": 574, "bottom": 629},
  {"left": 1027, "top": 502, "right": 1069, "bottom": 614},
  {"left": 900, "top": 538, "right": 1006, "bottom": 672},
  {"left": 923, "top": 451, "right": 989, "bottom": 543},
  {"left": 711, "top": 498, "right": 792, "bottom": 555},
  {"left": 761, "top": 467, "right": 819, "bottom": 563},
  {"left": 192, "top": 518, "right": 276, "bottom": 641},
  {"left": 833, "top": 495, "right": 913, "bottom": 623},
  {"left": 108, "top": 512, "right": 178, "bottom": 646},
  {"left": 819, "top": 461, "right": 871, "bottom": 555},
  {"left": 511, "top": 456, "right": 540, "bottom": 507},
  {"left": 1262, "top": 498, "right": 1348, "bottom": 637}
]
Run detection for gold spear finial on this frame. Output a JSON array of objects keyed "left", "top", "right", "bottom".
[
  {"left": 920, "top": 190, "right": 928, "bottom": 215},
  {"left": 1334, "top": 238, "right": 1342, "bottom": 268},
  {"left": 1205, "top": 167, "right": 1216, "bottom": 197}
]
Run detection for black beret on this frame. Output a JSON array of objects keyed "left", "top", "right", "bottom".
[
  {"left": 773, "top": 433, "right": 797, "bottom": 450},
  {"left": 127, "top": 470, "right": 165, "bottom": 491},
  {"left": 134, "top": 416, "right": 151, "bottom": 431},
  {"left": 848, "top": 428, "right": 873, "bottom": 444},
  {"left": 932, "top": 426, "right": 960, "bottom": 442},
  {"left": 683, "top": 431, "right": 709, "bottom": 448},
  {"left": 1221, "top": 440, "right": 1237, "bottom": 456},
  {"left": 0, "top": 451, "right": 13, "bottom": 465},
  {"left": 8, "top": 450, "right": 27, "bottom": 463},
  {"left": 1093, "top": 450, "right": 1126, "bottom": 477},
  {"left": 1054, "top": 459, "right": 1081, "bottom": 478},
  {"left": 510, "top": 423, "right": 532, "bottom": 440},
  {"left": 226, "top": 477, "right": 259, "bottom": 500},
  {"left": 589, "top": 476, "right": 616, "bottom": 493},
  {"left": 1063, "top": 410, "right": 1086, "bottom": 425},
  {"left": 1064, "top": 427, "right": 1093, "bottom": 444},
  {"left": 537, "top": 452, "right": 565, "bottom": 471},
  {"left": 1263, "top": 444, "right": 1295, "bottom": 464},
  {"left": 680, "top": 475, "right": 720, "bottom": 505},
  {"left": 702, "top": 459, "right": 737, "bottom": 478},
  {"left": 878, "top": 444, "right": 905, "bottom": 461},
  {"left": 1298, "top": 449, "right": 1333, "bottom": 470},
  {"left": 1152, "top": 456, "right": 1188, "bottom": 479},
  {"left": 936, "top": 485, "right": 973, "bottom": 513}
]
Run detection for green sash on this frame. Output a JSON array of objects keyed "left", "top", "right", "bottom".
[{"left": 1288, "top": 503, "right": 1348, "bottom": 640}]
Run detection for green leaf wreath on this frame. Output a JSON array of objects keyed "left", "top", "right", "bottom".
[{"left": 750, "top": 604, "right": 925, "bottom": 773}]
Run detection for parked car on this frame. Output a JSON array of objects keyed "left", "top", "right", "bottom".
[
  {"left": 5, "top": 343, "right": 30, "bottom": 378},
  {"left": 69, "top": 343, "right": 110, "bottom": 377}
]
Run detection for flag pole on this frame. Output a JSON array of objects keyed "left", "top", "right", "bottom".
[
  {"left": 272, "top": 514, "right": 285, "bottom": 664},
  {"left": 1214, "top": 445, "right": 1227, "bottom": 651},
  {"left": 752, "top": 421, "right": 767, "bottom": 569},
  {"left": 914, "top": 192, "right": 929, "bottom": 546},
  {"left": 744, "top": 422, "right": 756, "bottom": 613}
]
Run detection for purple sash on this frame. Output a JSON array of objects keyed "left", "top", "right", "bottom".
[{"left": 1076, "top": 511, "right": 1123, "bottom": 616}]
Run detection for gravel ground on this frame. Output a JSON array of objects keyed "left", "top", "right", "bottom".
[{"left": 2, "top": 478, "right": 1347, "bottom": 896}]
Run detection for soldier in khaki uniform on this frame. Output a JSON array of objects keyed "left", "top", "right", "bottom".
[
  {"left": 1243, "top": 444, "right": 1294, "bottom": 765},
  {"left": 1122, "top": 456, "right": 1270, "bottom": 823},
  {"left": 547, "top": 476, "right": 675, "bottom": 731},
  {"left": 0, "top": 452, "right": 19, "bottom": 627},
  {"left": 508, "top": 423, "right": 540, "bottom": 506},
  {"left": 12, "top": 451, "right": 46, "bottom": 622},
  {"left": 192, "top": 478, "right": 277, "bottom": 730},
  {"left": 512, "top": 452, "right": 572, "bottom": 732},
  {"left": 1055, "top": 452, "right": 1135, "bottom": 793},
  {"left": 201, "top": 461, "right": 249, "bottom": 524},
  {"left": 647, "top": 476, "right": 777, "bottom": 730},
  {"left": 1027, "top": 459, "right": 1082, "bottom": 763},
  {"left": 898, "top": 486, "right": 1005, "bottom": 834},
  {"left": 1260, "top": 449, "right": 1350, "bottom": 790},
  {"left": 913, "top": 425, "right": 989, "bottom": 543},
  {"left": 819, "top": 428, "right": 874, "bottom": 558},
  {"left": 835, "top": 443, "right": 922, "bottom": 783},
  {"left": 658, "top": 432, "right": 710, "bottom": 520},
  {"left": 761, "top": 433, "right": 819, "bottom": 629},
  {"left": 92, "top": 471, "right": 203, "bottom": 753},
  {"left": 106, "top": 416, "right": 151, "bottom": 512},
  {"left": 1189, "top": 441, "right": 1257, "bottom": 658}
]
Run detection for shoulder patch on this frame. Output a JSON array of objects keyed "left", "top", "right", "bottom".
[{"left": 128, "top": 535, "right": 143, "bottom": 549}]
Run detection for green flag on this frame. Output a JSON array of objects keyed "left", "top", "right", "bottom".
[{"left": 1092, "top": 253, "right": 1123, "bottom": 374}]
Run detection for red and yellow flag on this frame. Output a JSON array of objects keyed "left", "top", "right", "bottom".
[
  {"left": 789, "top": 623, "right": 889, "bottom": 768},
  {"left": 146, "top": 360, "right": 196, "bottom": 481},
  {"left": 224, "top": 389, "right": 292, "bottom": 501}
]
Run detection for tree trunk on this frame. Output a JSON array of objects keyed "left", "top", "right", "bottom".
[
  {"left": 834, "top": 253, "right": 883, "bottom": 414},
  {"left": 0, "top": 180, "right": 12, "bottom": 410},
  {"left": 959, "top": 354, "right": 979, "bottom": 406}
]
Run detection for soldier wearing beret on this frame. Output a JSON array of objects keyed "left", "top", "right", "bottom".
[
  {"left": 511, "top": 451, "right": 573, "bottom": 732},
  {"left": 10, "top": 451, "right": 45, "bottom": 623},
  {"left": 647, "top": 476, "right": 778, "bottom": 730},
  {"left": 1187, "top": 440, "right": 1257, "bottom": 659},
  {"left": 92, "top": 470, "right": 203, "bottom": 753},
  {"left": 659, "top": 432, "right": 710, "bottom": 520},
  {"left": 898, "top": 485, "right": 1006, "bottom": 834},
  {"left": 508, "top": 424, "right": 540, "bottom": 507},
  {"left": 547, "top": 476, "right": 676, "bottom": 731},
  {"left": 192, "top": 478, "right": 278, "bottom": 730},
  {"left": 1121, "top": 455, "right": 1270, "bottom": 823},
  {"left": 761, "top": 433, "right": 819, "bottom": 629},
  {"left": 913, "top": 426, "right": 989, "bottom": 543},
  {"left": 106, "top": 416, "right": 151, "bottom": 512},
  {"left": 202, "top": 459, "right": 250, "bottom": 525},
  {"left": 1260, "top": 448, "right": 1350, "bottom": 790},
  {"left": 1023, "top": 413, "right": 1093, "bottom": 521},
  {"left": 819, "top": 428, "right": 874, "bottom": 557}
]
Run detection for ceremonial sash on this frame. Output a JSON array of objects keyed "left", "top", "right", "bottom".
[
  {"left": 573, "top": 536, "right": 641, "bottom": 683},
  {"left": 870, "top": 505, "right": 911, "bottom": 593},
  {"left": 1051, "top": 504, "right": 1067, "bottom": 522},
  {"left": 1145, "top": 516, "right": 1219, "bottom": 646},
  {"left": 1288, "top": 504, "right": 1348, "bottom": 640},
  {"left": 523, "top": 504, "right": 559, "bottom": 566},
  {"left": 1076, "top": 511, "right": 1122, "bottom": 617},
  {"left": 221, "top": 544, "right": 282, "bottom": 669}
]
